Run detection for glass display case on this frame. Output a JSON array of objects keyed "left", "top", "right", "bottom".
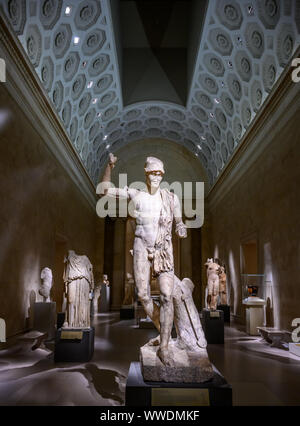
[{"left": 241, "top": 274, "right": 265, "bottom": 300}]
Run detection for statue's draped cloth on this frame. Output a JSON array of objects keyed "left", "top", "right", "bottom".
[
  {"left": 63, "top": 252, "right": 94, "bottom": 328},
  {"left": 152, "top": 189, "right": 175, "bottom": 276}
]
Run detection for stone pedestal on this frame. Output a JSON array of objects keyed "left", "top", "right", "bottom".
[
  {"left": 217, "top": 304, "right": 230, "bottom": 323},
  {"left": 54, "top": 327, "right": 94, "bottom": 362},
  {"left": 126, "top": 362, "right": 232, "bottom": 406},
  {"left": 120, "top": 305, "right": 135, "bottom": 319},
  {"left": 33, "top": 302, "right": 56, "bottom": 340},
  {"left": 243, "top": 297, "right": 266, "bottom": 335},
  {"left": 99, "top": 285, "right": 110, "bottom": 312},
  {"left": 201, "top": 309, "right": 224, "bottom": 344},
  {"left": 140, "top": 339, "right": 214, "bottom": 383}
]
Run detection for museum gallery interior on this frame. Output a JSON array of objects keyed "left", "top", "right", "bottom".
[{"left": 0, "top": 0, "right": 300, "bottom": 407}]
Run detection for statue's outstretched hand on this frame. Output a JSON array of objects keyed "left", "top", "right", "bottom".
[{"left": 109, "top": 153, "right": 117, "bottom": 169}]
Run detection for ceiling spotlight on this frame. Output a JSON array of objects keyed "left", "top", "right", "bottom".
[
  {"left": 210, "top": 112, "right": 214, "bottom": 118},
  {"left": 228, "top": 61, "right": 233, "bottom": 68},
  {"left": 106, "top": 144, "right": 110, "bottom": 149},
  {"left": 65, "top": 6, "right": 71, "bottom": 15},
  {"left": 92, "top": 98, "right": 98, "bottom": 104},
  {"left": 195, "top": 152, "right": 198, "bottom": 157},
  {"left": 197, "top": 145, "right": 202, "bottom": 150},
  {"left": 201, "top": 136, "right": 206, "bottom": 140},
  {"left": 87, "top": 81, "right": 93, "bottom": 89},
  {"left": 97, "top": 112, "right": 102, "bottom": 118},
  {"left": 103, "top": 135, "right": 108, "bottom": 140},
  {"left": 214, "top": 98, "right": 220, "bottom": 104},
  {"left": 82, "top": 61, "right": 87, "bottom": 68},
  {"left": 74, "top": 36, "right": 80, "bottom": 45}
]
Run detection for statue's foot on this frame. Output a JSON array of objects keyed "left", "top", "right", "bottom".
[
  {"left": 148, "top": 335, "right": 160, "bottom": 346},
  {"left": 157, "top": 347, "right": 173, "bottom": 367}
]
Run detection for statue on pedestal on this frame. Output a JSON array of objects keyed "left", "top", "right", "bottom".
[
  {"left": 218, "top": 265, "right": 227, "bottom": 305},
  {"left": 122, "top": 272, "right": 135, "bottom": 306},
  {"left": 63, "top": 250, "right": 94, "bottom": 328},
  {"left": 205, "top": 258, "right": 220, "bottom": 310},
  {"left": 98, "top": 154, "right": 213, "bottom": 382},
  {"left": 39, "top": 267, "right": 53, "bottom": 302}
]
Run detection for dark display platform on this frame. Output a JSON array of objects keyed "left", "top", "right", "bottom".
[
  {"left": 217, "top": 304, "right": 230, "bottom": 323},
  {"left": 125, "top": 362, "right": 232, "bottom": 406},
  {"left": 120, "top": 306, "right": 135, "bottom": 320},
  {"left": 33, "top": 302, "right": 56, "bottom": 340},
  {"left": 201, "top": 309, "right": 224, "bottom": 344},
  {"left": 54, "top": 327, "right": 94, "bottom": 362}
]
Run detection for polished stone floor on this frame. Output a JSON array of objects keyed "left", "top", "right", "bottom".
[{"left": 0, "top": 312, "right": 299, "bottom": 406}]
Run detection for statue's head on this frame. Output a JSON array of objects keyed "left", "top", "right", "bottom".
[
  {"left": 144, "top": 157, "right": 164, "bottom": 191},
  {"left": 103, "top": 274, "right": 108, "bottom": 280}
]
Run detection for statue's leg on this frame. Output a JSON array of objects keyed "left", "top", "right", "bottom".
[
  {"left": 133, "top": 240, "right": 160, "bottom": 331},
  {"left": 66, "top": 281, "right": 76, "bottom": 327},
  {"left": 157, "top": 271, "right": 174, "bottom": 366}
]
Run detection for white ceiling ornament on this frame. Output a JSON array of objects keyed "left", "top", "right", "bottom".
[{"left": 1, "top": 0, "right": 299, "bottom": 187}]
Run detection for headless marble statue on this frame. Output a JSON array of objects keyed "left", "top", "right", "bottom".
[
  {"left": 63, "top": 250, "right": 94, "bottom": 328},
  {"left": 205, "top": 258, "right": 221, "bottom": 310},
  {"left": 39, "top": 267, "right": 53, "bottom": 302}
]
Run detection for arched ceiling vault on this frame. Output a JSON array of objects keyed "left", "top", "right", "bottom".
[{"left": 1, "top": 0, "right": 300, "bottom": 188}]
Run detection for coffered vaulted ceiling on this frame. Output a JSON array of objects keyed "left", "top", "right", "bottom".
[{"left": 1, "top": 0, "right": 300, "bottom": 187}]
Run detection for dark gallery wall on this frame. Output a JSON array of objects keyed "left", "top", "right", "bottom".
[
  {"left": 206, "top": 72, "right": 300, "bottom": 330},
  {"left": 0, "top": 84, "right": 97, "bottom": 338}
]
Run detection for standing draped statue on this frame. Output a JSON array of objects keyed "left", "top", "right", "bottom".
[{"left": 63, "top": 250, "right": 94, "bottom": 328}]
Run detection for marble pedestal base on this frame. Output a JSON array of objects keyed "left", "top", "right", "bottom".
[
  {"left": 126, "top": 362, "right": 232, "bottom": 406},
  {"left": 140, "top": 339, "right": 214, "bottom": 383}
]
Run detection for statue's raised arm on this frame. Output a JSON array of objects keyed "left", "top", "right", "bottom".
[{"left": 97, "top": 153, "right": 118, "bottom": 195}]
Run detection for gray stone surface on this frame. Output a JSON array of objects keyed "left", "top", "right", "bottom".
[{"left": 140, "top": 339, "right": 214, "bottom": 383}]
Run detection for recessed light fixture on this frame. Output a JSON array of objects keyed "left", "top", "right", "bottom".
[
  {"left": 201, "top": 136, "right": 206, "bottom": 140},
  {"left": 82, "top": 61, "right": 87, "bottom": 68},
  {"left": 74, "top": 36, "right": 80, "bottom": 45},
  {"left": 87, "top": 81, "right": 93, "bottom": 89},
  {"left": 228, "top": 61, "right": 233, "bottom": 68},
  {"left": 92, "top": 98, "right": 98, "bottom": 104},
  {"left": 195, "top": 152, "right": 198, "bottom": 157},
  {"left": 210, "top": 112, "right": 214, "bottom": 118},
  {"left": 248, "top": 5, "right": 254, "bottom": 15},
  {"left": 97, "top": 112, "right": 102, "bottom": 118},
  {"left": 197, "top": 145, "right": 202, "bottom": 150},
  {"left": 65, "top": 6, "right": 71, "bottom": 15},
  {"left": 106, "top": 144, "right": 110, "bottom": 149},
  {"left": 214, "top": 98, "right": 220, "bottom": 104},
  {"left": 103, "top": 135, "right": 108, "bottom": 140}
]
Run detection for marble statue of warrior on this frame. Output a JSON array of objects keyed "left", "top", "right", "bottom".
[
  {"left": 63, "top": 250, "right": 94, "bottom": 328},
  {"left": 39, "top": 267, "right": 53, "bottom": 302},
  {"left": 122, "top": 272, "right": 135, "bottom": 306},
  {"left": 218, "top": 265, "right": 227, "bottom": 305},
  {"left": 99, "top": 154, "right": 187, "bottom": 366},
  {"left": 205, "top": 258, "right": 220, "bottom": 310}
]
